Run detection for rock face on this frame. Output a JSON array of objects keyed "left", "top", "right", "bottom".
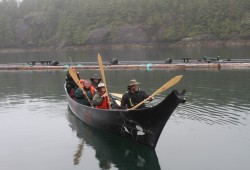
[
  {"left": 86, "top": 24, "right": 148, "bottom": 44},
  {"left": 84, "top": 27, "right": 250, "bottom": 46},
  {"left": 113, "top": 24, "right": 148, "bottom": 44},
  {"left": 15, "top": 12, "right": 46, "bottom": 47},
  {"left": 170, "top": 34, "right": 250, "bottom": 47},
  {"left": 86, "top": 27, "right": 110, "bottom": 44},
  {"left": 14, "top": 14, "right": 250, "bottom": 48},
  {"left": 15, "top": 22, "right": 29, "bottom": 46}
]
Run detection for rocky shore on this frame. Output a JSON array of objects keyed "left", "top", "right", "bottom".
[{"left": 1, "top": 34, "right": 250, "bottom": 54}]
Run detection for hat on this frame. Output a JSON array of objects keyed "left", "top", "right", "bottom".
[
  {"left": 79, "top": 79, "right": 85, "bottom": 83},
  {"left": 90, "top": 74, "right": 101, "bottom": 81},
  {"left": 98, "top": 82, "right": 105, "bottom": 88},
  {"left": 128, "top": 79, "right": 140, "bottom": 86}
]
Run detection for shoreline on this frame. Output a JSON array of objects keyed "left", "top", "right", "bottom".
[{"left": 1, "top": 40, "right": 250, "bottom": 53}]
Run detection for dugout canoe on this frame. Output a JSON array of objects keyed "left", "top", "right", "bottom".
[{"left": 64, "top": 85, "right": 186, "bottom": 149}]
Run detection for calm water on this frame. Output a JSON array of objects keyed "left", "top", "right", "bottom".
[
  {"left": 0, "top": 46, "right": 250, "bottom": 64},
  {"left": 0, "top": 68, "right": 250, "bottom": 170}
]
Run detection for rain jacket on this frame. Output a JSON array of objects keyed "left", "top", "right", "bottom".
[{"left": 121, "top": 90, "right": 149, "bottom": 109}]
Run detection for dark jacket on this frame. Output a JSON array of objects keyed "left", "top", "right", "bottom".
[
  {"left": 121, "top": 90, "right": 149, "bottom": 109},
  {"left": 75, "top": 87, "right": 94, "bottom": 106}
]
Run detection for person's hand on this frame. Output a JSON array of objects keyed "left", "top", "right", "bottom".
[
  {"left": 89, "top": 102, "right": 93, "bottom": 107},
  {"left": 82, "top": 91, "right": 86, "bottom": 96},
  {"left": 102, "top": 92, "right": 108, "bottom": 97},
  {"left": 148, "top": 96, "right": 154, "bottom": 101}
]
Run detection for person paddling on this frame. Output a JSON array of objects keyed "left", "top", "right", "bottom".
[
  {"left": 121, "top": 79, "right": 153, "bottom": 109},
  {"left": 90, "top": 74, "right": 101, "bottom": 89},
  {"left": 75, "top": 79, "right": 95, "bottom": 106},
  {"left": 92, "top": 83, "right": 111, "bottom": 109}
]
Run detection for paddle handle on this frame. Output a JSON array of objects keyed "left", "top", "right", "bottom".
[
  {"left": 128, "top": 95, "right": 152, "bottom": 110},
  {"left": 81, "top": 89, "right": 92, "bottom": 106},
  {"left": 98, "top": 53, "right": 111, "bottom": 109}
]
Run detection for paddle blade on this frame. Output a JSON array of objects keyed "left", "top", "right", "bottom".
[
  {"left": 97, "top": 53, "right": 111, "bottom": 109},
  {"left": 68, "top": 67, "right": 83, "bottom": 90},
  {"left": 151, "top": 75, "right": 183, "bottom": 97},
  {"left": 97, "top": 53, "right": 107, "bottom": 86}
]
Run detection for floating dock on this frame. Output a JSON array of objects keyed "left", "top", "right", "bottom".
[{"left": 0, "top": 60, "right": 250, "bottom": 71}]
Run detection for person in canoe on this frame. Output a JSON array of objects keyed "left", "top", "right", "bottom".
[
  {"left": 92, "top": 82, "right": 111, "bottom": 109},
  {"left": 90, "top": 74, "right": 102, "bottom": 89},
  {"left": 121, "top": 79, "right": 153, "bottom": 109},
  {"left": 65, "top": 70, "right": 80, "bottom": 100},
  {"left": 75, "top": 79, "right": 95, "bottom": 106}
]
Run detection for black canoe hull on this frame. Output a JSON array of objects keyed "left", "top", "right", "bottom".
[
  {"left": 66, "top": 110, "right": 161, "bottom": 169},
  {"left": 65, "top": 85, "right": 185, "bottom": 149}
]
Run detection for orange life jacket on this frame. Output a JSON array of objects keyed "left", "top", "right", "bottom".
[
  {"left": 80, "top": 78, "right": 95, "bottom": 97},
  {"left": 90, "top": 86, "right": 96, "bottom": 97},
  {"left": 95, "top": 96, "right": 110, "bottom": 109}
]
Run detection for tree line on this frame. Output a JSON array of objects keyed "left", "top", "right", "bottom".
[{"left": 0, "top": 0, "right": 250, "bottom": 48}]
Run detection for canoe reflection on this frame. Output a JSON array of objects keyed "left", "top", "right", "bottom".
[{"left": 66, "top": 108, "right": 161, "bottom": 170}]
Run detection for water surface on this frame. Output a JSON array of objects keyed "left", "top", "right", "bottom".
[
  {"left": 0, "top": 69, "right": 250, "bottom": 170},
  {"left": 0, "top": 46, "right": 250, "bottom": 64}
]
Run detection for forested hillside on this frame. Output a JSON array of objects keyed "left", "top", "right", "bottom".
[{"left": 0, "top": 0, "right": 250, "bottom": 48}]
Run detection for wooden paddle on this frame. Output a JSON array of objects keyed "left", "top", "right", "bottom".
[
  {"left": 68, "top": 67, "right": 92, "bottom": 105},
  {"left": 128, "top": 75, "right": 183, "bottom": 110},
  {"left": 97, "top": 53, "right": 111, "bottom": 109}
]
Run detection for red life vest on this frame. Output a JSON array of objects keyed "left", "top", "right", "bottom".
[{"left": 95, "top": 96, "right": 110, "bottom": 109}]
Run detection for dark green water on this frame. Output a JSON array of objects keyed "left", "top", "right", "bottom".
[
  {"left": 0, "top": 68, "right": 250, "bottom": 170},
  {"left": 0, "top": 46, "right": 250, "bottom": 64}
]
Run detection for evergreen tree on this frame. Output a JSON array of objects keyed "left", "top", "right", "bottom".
[{"left": 0, "top": 0, "right": 249, "bottom": 48}]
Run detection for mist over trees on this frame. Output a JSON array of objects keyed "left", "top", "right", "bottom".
[{"left": 0, "top": 0, "right": 250, "bottom": 48}]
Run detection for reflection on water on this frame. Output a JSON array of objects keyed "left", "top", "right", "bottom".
[
  {"left": 0, "top": 69, "right": 250, "bottom": 170},
  {"left": 176, "top": 101, "right": 249, "bottom": 126},
  {"left": 1, "top": 46, "right": 250, "bottom": 64},
  {"left": 66, "top": 108, "right": 161, "bottom": 170},
  {"left": 166, "top": 69, "right": 250, "bottom": 129},
  {"left": 0, "top": 71, "right": 67, "bottom": 101}
]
